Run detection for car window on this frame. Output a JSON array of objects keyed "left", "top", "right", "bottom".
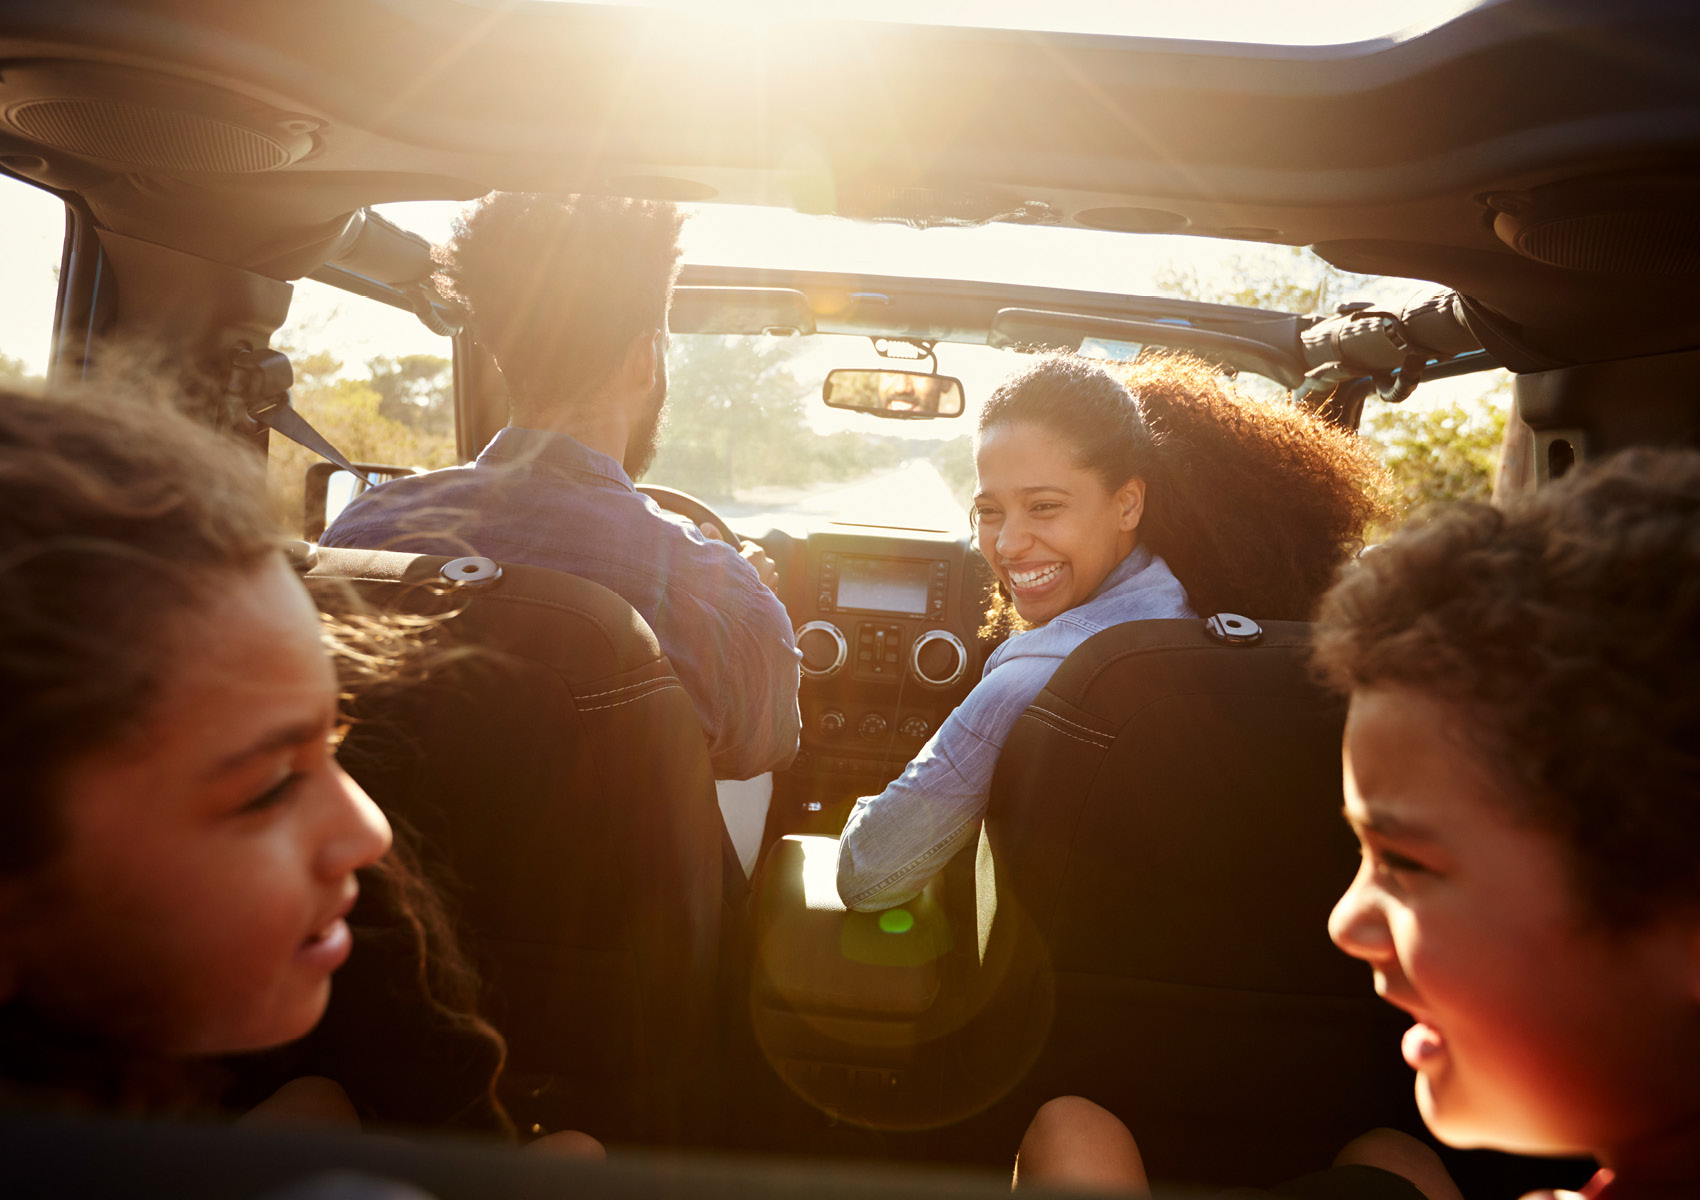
[
  {"left": 268, "top": 277, "right": 458, "bottom": 531},
  {"left": 0, "top": 174, "right": 66, "bottom": 385},
  {"left": 1362, "top": 366, "right": 1516, "bottom": 531}
]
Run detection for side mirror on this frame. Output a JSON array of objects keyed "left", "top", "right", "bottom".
[
  {"left": 303, "top": 460, "right": 421, "bottom": 541},
  {"left": 822, "top": 369, "right": 965, "bottom": 419}
]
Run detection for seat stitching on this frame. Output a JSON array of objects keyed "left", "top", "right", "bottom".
[
  {"left": 1028, "top": 706, "right": 1113, "bottom": 740},
  {"left": 1026, "top": 711, "right": 1112, "bottom": 749},
  {"left": 577, "top": 681, "right": 687, "bottom": 712},
  {"left": 576, "top": 677, "right": 671, "bottom": 700}
]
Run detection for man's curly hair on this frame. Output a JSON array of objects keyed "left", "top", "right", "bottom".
[
  {"left": 438, "top": 192, "right": 683, "bottom": 418},
  {"left": 977, "top": 354, "right": 1387, "bottom": 633},
  {"left": 1313, "top": 448, "right": 1700, "bottom": 928}
]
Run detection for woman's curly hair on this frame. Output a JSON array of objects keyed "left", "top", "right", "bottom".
[
  {"left": 1313, "top": 448, "right": 1700, "bottom": 929},
  {"left": 439, "top": 191, "right": 683, "bottom": 419},
  {"left": 977, "top": 354, "right": 1388, "bottom": 633},
  {"left": 0, "top": 387, "right": 508, "bottom": 1130}
]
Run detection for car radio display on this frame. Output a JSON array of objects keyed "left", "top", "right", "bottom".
[{"left": 835, "top": 556, "right": 931, "bottom": 615}]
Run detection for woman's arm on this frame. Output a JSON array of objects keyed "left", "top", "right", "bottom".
[{"left": 836, "top": 652, "right": 1061, "bottom": 911}]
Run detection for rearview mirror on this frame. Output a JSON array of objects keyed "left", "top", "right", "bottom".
[{"left": 821, "top": 369, "right": 965, "bottom": 419}]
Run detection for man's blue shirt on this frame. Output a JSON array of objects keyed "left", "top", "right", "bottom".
[{"left": 320, "top": 427, "right": 801, "bottom": 780}]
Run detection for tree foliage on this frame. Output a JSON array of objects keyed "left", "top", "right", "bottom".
[
  {"left": 0, "top": 351, "right": 37, "bottom": 384},
  {"left": 1155, "top": 245, "right": 1386, "bottom": 317},
  {"left": 368, "top": 354, "right": 453, "bottom": 438},
  {"left": 266, "top": 361, "right": 457, "bottom": 536}
]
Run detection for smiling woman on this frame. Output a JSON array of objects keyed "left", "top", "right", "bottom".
[{"left": 838, "top": 353, "right": 1389, "bottom": 913}]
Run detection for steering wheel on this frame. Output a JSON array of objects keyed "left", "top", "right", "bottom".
[{"left": 639, "top": 484, "right": 740, "bottom": 546}]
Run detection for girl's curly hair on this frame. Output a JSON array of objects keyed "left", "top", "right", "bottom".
[
  {"left": 0, "top": 387, "right": 508, "bottom": 1131},
  {"left": 1313, "top": 448, "right": 1700, "bottom": 929},
  {"left": 977, "top": 354, "right": 1388, "bottom": 635}
]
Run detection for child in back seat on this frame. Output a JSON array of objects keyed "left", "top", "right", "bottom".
[
  {"left": 1015, "top": 447, "right": 1700, "bottom": 1199},
  {"left": 0, "top": 385, "right": 600, "bottom": 1158}
]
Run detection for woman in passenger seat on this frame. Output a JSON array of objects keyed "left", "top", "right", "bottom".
[
  {"left": 838, "top": 354, "right": 1386, "bottom": 911},
  {"left": 0, "top": 386, "right": 598, "bottom": 1154}
]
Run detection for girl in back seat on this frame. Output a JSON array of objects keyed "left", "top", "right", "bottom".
[
  {"left": 838, "top": 354, "right": 1386, "bottom": 911},
  {"left": 0, "top": 386, "right": 596, "bottom": 1155}
]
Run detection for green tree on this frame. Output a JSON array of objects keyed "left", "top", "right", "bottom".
[
  {"left": 655, "top": 336, "right": 881, "bottom": 498},
  {"left": 269, "top": 373, "right": 458, "bottom": 536},
  {"left": 1156, "top": 245, "right": 1384, "bottom": 317},
  {"left": 1363, "top": 386, "right": 1510, "bottom": 527},
  {"left": 368, "top": 354, "right": 453, "bottom": 438},
  {"left": 0, "top": 350, "right": 37, "bottom": 384}
]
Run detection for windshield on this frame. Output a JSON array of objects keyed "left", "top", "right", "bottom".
[{"left": 651, "top": 333, "right": 1017, "bottom": 536}]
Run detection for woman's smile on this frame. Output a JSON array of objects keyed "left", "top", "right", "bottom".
[
  {"left": 974, "top": 422, "right": 1144, "bottom": 626},
  {"left": 1005, "top": 561, "right": 1067, "bottom": 595}
]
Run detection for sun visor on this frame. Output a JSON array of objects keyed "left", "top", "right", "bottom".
[{"left": 669, "top": 287, "right": 816, "bottom": 336}]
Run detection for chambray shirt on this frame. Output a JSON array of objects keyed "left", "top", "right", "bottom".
[
  {"left": 836, "top": 546, "right": 1193, "bottom": 910},
  {"left": 320, "top": 427, "right": 801, "bottom": 781}
]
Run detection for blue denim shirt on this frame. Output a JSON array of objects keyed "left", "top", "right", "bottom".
[
  {"left": 320, "top": 427, "right": 801, "bottom": 781},
  {"left": 836, "top": 545, "right": 1193, "bottom": 910}
]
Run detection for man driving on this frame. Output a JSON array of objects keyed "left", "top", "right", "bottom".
[{"left": 320, "top": 192, "right": 800, "bottom": 781}]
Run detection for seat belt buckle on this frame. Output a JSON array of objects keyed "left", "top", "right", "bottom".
[{"left": 226, "top": 347, "right": 374, "bottom": 487}]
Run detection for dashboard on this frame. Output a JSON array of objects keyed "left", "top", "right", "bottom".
[{"left": 765, "top": 527, "right": 997, "bottom": 836}]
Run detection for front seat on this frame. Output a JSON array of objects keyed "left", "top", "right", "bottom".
[
  {"left": 301, "top": 546, "right": 734, "bottom": 1144},
  {"left": 963, "top": 616, "right": 1415, "bottom": 1187}
]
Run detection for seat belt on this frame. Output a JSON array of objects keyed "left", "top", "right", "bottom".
[{"left": 227, "top": 348, "right": 372, "bottom": 485}]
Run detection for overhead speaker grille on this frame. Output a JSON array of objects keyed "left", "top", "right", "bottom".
[
  {"left": 7, "top": 97, "right": 296, "bottom": 173},
  {"left": 1491, "top": 175, "right": 1700, "bottom": 276},
  {"left": 1509, "top": 210, "right": 1700, "bottom": 276}
]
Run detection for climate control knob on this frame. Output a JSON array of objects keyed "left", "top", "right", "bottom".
[
  {"left": 899, "top": 716, "right": 931, "bottom": 740},
  {"left": 910, "top": 629, "right": 968, "bottom": 689},
  {"left": 818, "top": 709, "right": 846, "bottom": 737},
  {"left": 857, "top": 712, "right": 889, "bottom": 742},
  {"left": 795, "top": 620, "right": 848, "bottom": 680}
]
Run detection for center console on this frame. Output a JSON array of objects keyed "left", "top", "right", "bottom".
[{"left": 780, "top": 531, "right": 991, "bottom": 830}]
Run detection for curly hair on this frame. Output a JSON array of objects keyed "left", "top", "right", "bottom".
[
  {"left": 0, "top": 387, "right": 508, "bottom": 1129},
  {"left": 1312, "top": 448, "right": 1700, "bottom": 929},
  {"left": 976, "top": 354, "right": 1387, "bottom": 633},
  {"left": 439, "top": 192, "right": 683, "bottom": 419}
]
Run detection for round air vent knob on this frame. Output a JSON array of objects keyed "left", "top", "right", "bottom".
[
  {"left": 899, "top": 716, "right": 930, "bottom": 740},
  {"left": 858, "top": 712, "right": 888, "bottom": 741},
  {"left": 910, "top": 629, "right": 968, "bottom": 689},
  {"left": 795, "top": 621, "right": 847, "bottom": 679},
  {"left": 818, "top": 709, "right": 846, "bottom": 737}
]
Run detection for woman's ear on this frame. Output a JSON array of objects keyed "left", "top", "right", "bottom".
[{"left": 1116, "top": 477, "right": 1147, "bottom": 533}]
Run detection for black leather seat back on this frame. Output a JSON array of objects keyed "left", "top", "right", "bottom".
[
  {"left": 306, "top": 547, "right": 728, "bottom": 1142},
  {"left": 982, "top": 618, "right": 1414, "bottom": 1186}
]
